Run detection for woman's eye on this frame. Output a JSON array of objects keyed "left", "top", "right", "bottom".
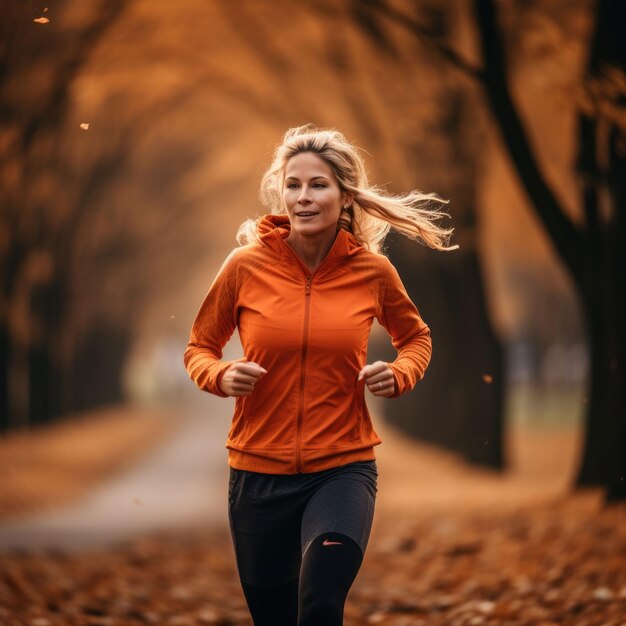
[{"left": 285, "top": 183, "right": 326, "bottom": 189}]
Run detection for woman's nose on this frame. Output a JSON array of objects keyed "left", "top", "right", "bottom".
[{"left": 298, "top": 186, "right": 312, "bottom": 203}]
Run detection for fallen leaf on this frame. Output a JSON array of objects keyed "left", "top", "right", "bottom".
[{"left": 592, "top": 587, "right": 614, "bottom": 601}]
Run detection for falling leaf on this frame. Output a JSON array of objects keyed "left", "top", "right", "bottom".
[
  {"left": 80, "top": 123, "right": 90, "bottom": 130},
  {"left": 482, "top": 374, "right": 493, "bottom": 384},
  {"left": 33, "top": 17, "right": 49, "bottom": 24}
]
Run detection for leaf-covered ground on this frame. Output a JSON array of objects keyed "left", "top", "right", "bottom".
[
  {"left": 1, "top": 411, "right": 625, "bottom": 626},
  {"left": 2, "top": 498, "right": 625, "bottom": 626}
]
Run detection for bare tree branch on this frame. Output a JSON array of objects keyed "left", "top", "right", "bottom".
[
  {"left": 364, "top": 1, "right": 484, "bottom": 80},
  {"left": 361, "top": 0, "right": 585, "bottom": 275},
  {"left": 473, "top": 0, "right": 585, "bottom": 276}
]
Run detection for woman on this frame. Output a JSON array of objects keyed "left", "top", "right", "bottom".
[{"left": 183, "top": 124, "right": 457, "bottom": 626}]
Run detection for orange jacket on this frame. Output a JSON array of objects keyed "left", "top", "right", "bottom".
[{"left": 184, "top": 214, "right": 432, "bottom": 474}]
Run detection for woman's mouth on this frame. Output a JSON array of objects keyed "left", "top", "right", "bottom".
[{"left": 295, "top": 211, "right": 319, "bottom": 218}]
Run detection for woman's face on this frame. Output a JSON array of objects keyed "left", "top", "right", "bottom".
[{"left": 282, "top": 152, "right": 348, "bottom": 239}]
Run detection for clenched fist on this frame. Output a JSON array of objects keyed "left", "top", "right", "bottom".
[
  {"left": 358, "top": 360, "right": 396, "bottom": 397},
  {"left": 219, "top": 358, "right": 268, "bottom": 397}
]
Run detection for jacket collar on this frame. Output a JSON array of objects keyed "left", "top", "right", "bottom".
[{"left": 257, "top": 213, "right": 363, "bottom": 275}]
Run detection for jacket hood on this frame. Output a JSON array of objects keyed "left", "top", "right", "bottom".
[{"left": 257, "top": 213, "right": 364, "bottom": 271}]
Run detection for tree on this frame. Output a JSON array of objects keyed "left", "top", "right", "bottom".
[
  {"left": 571, "top": 0, "right": 625, "bottom": 500},
  {"left": 366, "top": 0, "right": 626, "bottom": 500},
  {"left": 0, "top": 1, "right": 213, "bottom": 427},
  {"left": 0, "top": 0, "right": 127, "bottom": 428}
]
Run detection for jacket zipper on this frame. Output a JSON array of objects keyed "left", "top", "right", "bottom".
[{"left": 296, "top": 273, "right": 312, "bottom": 472}]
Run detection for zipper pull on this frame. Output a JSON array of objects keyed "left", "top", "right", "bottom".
[{"left": 305, "top": 275, "right": 312, "bottom": 294}]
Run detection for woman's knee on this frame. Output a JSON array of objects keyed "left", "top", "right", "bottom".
[{"left": 298, "top": 532, "right": 364, "bottom": 626}]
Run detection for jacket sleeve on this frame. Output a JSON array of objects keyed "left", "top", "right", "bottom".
[
  {"left": 183, "top": 249, "right": 241, "bottom": 398},
  {"left": 377, "top": 256, "right": 432, "bottom": 398}
]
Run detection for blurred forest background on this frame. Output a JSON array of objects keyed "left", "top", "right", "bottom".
[{"left": 1, "top": 0, "right": 624, "bottom": 501}]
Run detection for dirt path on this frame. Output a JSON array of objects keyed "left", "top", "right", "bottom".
[{"left": 0, "top": 397, "right": 235, "bottom": 552}]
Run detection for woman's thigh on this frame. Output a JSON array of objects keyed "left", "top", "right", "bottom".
[
  {"left": 300, "top": 461, "right": 378, "bottom": 558},
  {"left": 228, "top": 468, "right": 305, "bottom": 586}
]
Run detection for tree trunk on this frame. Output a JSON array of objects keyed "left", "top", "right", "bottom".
[
  {"left": 383, "top": 236, "right": 504, "bottom": 468},
  {"left": 0, "top": 326, "right": 8, "bottom": 431},
  {"left": 573, "top": 0, "right": 626, "bottom": 500},
  {"left": 577, "top": 273, "right": 626, "bottom": 499},
  {"left": 471, "top": 0, "right": 625, "bottom": 499},
  {"left": 0, "top": 245, "right": 22, "bottom": 431},
  {"left": 381, "top": 81, "right": 505, "bottom": 469},
  {"left": 71, "top": 321, "right": 131, "bottom": 412}
]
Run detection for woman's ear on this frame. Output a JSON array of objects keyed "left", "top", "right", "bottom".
[{"left": 343, "top": 192, "right": 355, "bottom": 207}]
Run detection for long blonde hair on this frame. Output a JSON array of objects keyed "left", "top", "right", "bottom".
[{"left": 237, "top": 124, "right": 458, "bottom": 254}]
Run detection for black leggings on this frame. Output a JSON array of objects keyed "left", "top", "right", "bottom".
[{"left": 227, "top": 460, "right": 378, "bottom": 626}]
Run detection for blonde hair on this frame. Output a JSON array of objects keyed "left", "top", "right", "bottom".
[{"left": 237, "top": 124, "right": 458, "bottom": 254}]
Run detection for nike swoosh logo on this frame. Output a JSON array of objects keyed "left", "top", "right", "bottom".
[{"left": 322, "top": 539, "right": 343, "bottom": 546}]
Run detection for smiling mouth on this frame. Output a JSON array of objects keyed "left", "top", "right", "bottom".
[{"left": 295, "top": 212, "right": 319, "bottom": 217}]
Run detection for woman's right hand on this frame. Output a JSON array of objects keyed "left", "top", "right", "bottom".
[{"left": 219, "top": 358, "right": 268, "bottom": 397}]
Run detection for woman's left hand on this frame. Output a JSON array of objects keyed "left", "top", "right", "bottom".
[{"left": 357, "top": 361, "right": 396, "bottom": 397}]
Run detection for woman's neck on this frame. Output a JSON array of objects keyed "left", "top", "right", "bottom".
[{"left": 285, "top": 227, "right": 339, "bottom": 274}]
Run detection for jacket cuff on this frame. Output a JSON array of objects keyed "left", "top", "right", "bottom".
[
  {"left": 386, "top": 362, "right": 401, "bottom": 398},
  {"left": 211, "top": 361, "right": 234, "bottom": 397}
]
